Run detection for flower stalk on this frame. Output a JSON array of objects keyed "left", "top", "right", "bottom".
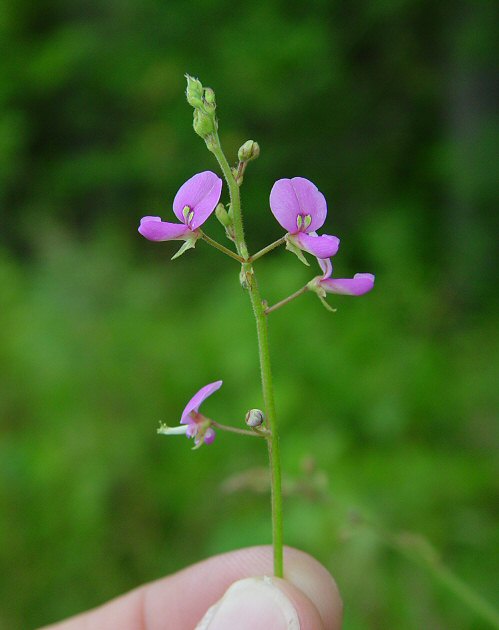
[
  {"left": 250, "top": 236, "right": 287, "bottom": 262},
  {"left": 265, "top": 285, "right": 309, "bottom": 315},
  {"left": 199, "top": 231, "right": 243, "bottom": 262},
  {"left": 211, "top": 421, "right": 270, "bottom": 438},
  {"left": 209, "top": 131, "right": 284, "bottom": 578},
  {"left": 142, "top": 77, "right": 375, "bottom": 582}
]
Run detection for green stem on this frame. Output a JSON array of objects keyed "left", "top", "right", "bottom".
[
  {"left": 209, "top": 135, "right": 248, "bottom": 260},
  {"left": 250, "top": 236, "right": 286, "bottom": 262},
  {"left": 209, "top": 133, "right": 284, "bottom": 577},
  {"left": 211, "top": 421, "right": 269, "bottom": 438},
  {"left": 200, "top": 231, "right": 244, "bottom": 262},
  {"left": 265, "top": 286, "right": 309, "bottom": 315}
]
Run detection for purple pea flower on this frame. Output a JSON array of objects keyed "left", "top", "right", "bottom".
[
  {"left": 157, "top": 380, "right": 222, "bottom": 448},
  {"left": 308, "top": 257, "right": 375, "bottom": 309},
  {"left": 270, "top": 177, "right": 340, "bottom": 264},
  {"left": 139, "top": 171, "right": 222, "bottom": 259}
]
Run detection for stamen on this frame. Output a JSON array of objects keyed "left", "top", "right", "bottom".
[{"left": 296, "top": 214, "right": 312, "bottom": 231}]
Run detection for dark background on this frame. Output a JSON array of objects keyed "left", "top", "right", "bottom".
[{"left": 1, "top": 1, "right": 498, "bottom": 628}]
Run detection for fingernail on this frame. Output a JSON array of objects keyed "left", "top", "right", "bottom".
[{"left": 196, "top": 577, "right": 300, "bottom": 630}]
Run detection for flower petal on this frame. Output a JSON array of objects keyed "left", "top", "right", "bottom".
[
  {"left": 185, "top": 424, "right": 197, "bottom": 437},
  {"left": 173, "top": 171, "right": 223, "bottom": 229},
  {"left": 157, "top": 424, "right": 189, "bottom": 436},
  {"left": 321, "top": 273, "right": 375, "bottom": 296},
  {"left": 318, "top": 257, "right": 333, "bottom": 279},
  {"left": 293, "top": 232, "right": 340, "bottom": 258},
  {"left": 203, "top": 428, "right": 216, "bottom": 444},
  {"left": 180, "top": 380, "right": 223, "bottom": 425},
  {"left": 139, "top": 216, "right": 191, "bottom": 241},
  {"left": 270, "top": 177, "right": 327, "bottom": 233}
]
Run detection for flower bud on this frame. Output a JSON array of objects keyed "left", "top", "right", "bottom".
[
  {"left": 185, "top": 74, "right": 204, "bottom": 109},
  {"left": 193, "top": 109, "right": 216, "bottom": 139},
  {"left": 215, "top": 203, "right": 231, "bottom": 228},
  {"left": 203, "top": 87, "right": 217, "bottom": 113},
  {"left": 245, "top": 408, "right": 265, "bottom": 428},
  {"left": 204, "top": 87, "right": 216, "bottom": 104},
  {"left": 238, "top": 140, "right": 260, "bottom": 163}
]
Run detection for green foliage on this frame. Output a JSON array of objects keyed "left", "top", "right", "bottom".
[{"left": 0, "top": 0, "right": 498, "bottom": 628}]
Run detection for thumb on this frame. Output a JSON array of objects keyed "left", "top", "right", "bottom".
[{"left": 195, "top": 576, "right": 331, "bottom": 630}]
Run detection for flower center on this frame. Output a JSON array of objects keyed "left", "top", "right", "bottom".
[
  {"left": 296, "top": 213, "right": 312, "bottom": 232},
  {"left": 182, "top": 205, "right": 195, "bottom": 227}
]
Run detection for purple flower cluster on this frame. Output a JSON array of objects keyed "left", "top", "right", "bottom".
[{"left": 143, "top": 173, "right": 374, "bottom": 446}]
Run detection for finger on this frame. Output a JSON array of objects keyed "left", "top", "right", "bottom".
[
  {"left": 41, "top": 545, "right": 342, "bottom": 630},
  {"left": 194, "top": 576, "right": 328, "bottom": 630}
]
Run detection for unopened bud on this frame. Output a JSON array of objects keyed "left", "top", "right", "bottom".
[
  {"left": 238, "top": 140, "right": 260, "bottom": 163},
  {"left": 193, "top": 109, "right": 216, "bottom": 138},
  {"left": 245, "top": 408, "right": 265, "bottom": 428},
  {"left": 215, "top": 203, "right": 231, "bottom": 228},
  {"left": 204, "top": 87, "right": 216, "bottom": 103},
  {"left": 203, "top": 87, "right": 216, "bottom": 113},
  {"left": 185, "top": 75, "right": 204, "bottom": 109}
]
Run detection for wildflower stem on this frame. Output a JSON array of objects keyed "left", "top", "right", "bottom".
[
  {"left": 250, "top": 236, "right": 287, "bottom": 262},
  {"left": 209, "top": 135, "right": 249, "bottom": 260},
  {"left": 209, "top": 132, "right": 284, "bottom": 578},
  {"left": 265, "top": 286, "right": 309, "bottom": 315},
  {"left": 211, "top": 421, "right": 270, "bottom": 438},
  {"left": 200, "top": 231, "right": 244, "bottom": 262}
]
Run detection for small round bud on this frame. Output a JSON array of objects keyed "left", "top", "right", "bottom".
[
  {"left": 238, "top": 140, "right": 260, "bottom": 163},
  {"left": 245, "top": 408, "right": 265, "bottom": 428}
]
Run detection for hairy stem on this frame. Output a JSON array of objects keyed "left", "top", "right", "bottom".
[
  {"left": 200, "top": 231, "right": 244, "bottom": 262},
  {"left": 209, "top": 133, "right": 284, "bottom": 577},
  {"left": 209, "top": 135, "right": 248, "bottom": 260},
  {"left": 250, "top": 236, "right": 286, "bottom": 262},
  {"left": 265, "top": 286, "right": 309, "bottom": 315}
]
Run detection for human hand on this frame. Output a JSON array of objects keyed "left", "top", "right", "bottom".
[{"left": 41, "top": 546, "right": 342, "bottom": 629}]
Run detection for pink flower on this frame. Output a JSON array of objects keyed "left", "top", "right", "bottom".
[
  {"left": 139, "top": 171, "right": 222, "bottom": 259},
  {"left": 308, "top": 258, "right": 374, "bottom": 309},
  {"left": 270, "top": 177, "right": 340, "bottom": 263},
  {"left": 158, "top": 380, "right": 222, "bottom": 447}
]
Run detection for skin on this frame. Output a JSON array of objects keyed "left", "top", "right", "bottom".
[{"left": 40, "top": 546, "right": 343, "bottom": 630}]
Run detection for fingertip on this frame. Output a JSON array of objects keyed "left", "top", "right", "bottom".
[{"left": 194, "top": 576, "right": 326, "bottom": 630}]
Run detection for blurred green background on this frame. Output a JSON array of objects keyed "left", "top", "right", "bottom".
[{"left": 1, "top": 0, "right": 498, "bottom": 628}]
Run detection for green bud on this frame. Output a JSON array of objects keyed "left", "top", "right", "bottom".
[
  {"left": 215, "top": 203, "right": 231, "bottom": 228},
  {"left": 193, "top": 109, "right": 216, "bottom": 139},
  {"left": 204, "top": 87, "right": 216, "bottom": 104},
  {"left": 185, "top": 74, "right": 204, "bottom": 109},
  {"left": 238, "top": 140, "right": 260, "bottom": 163},
  {"left": 203, "top": 87, "right": 216, "bottom": 113}
]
